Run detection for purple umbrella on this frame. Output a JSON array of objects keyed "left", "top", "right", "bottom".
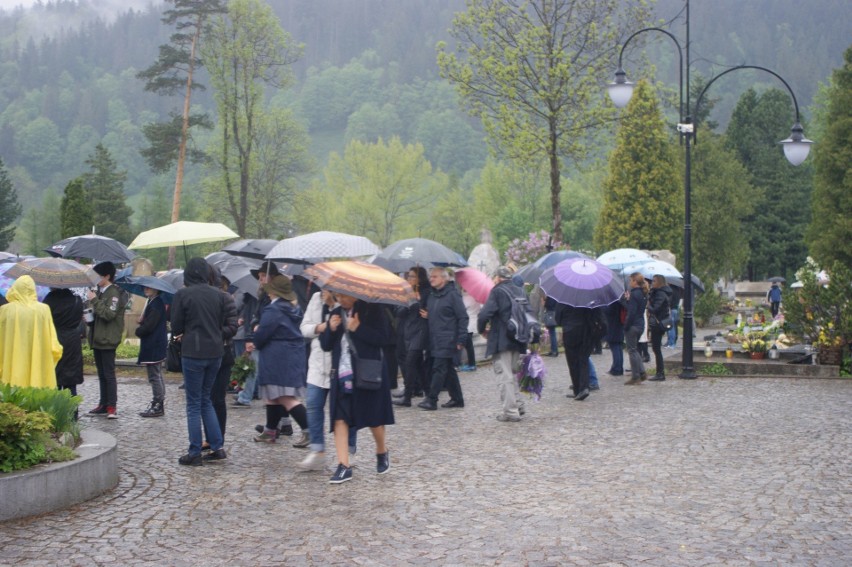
[{"left": 539, "top": 258, "right": 624, "bottom": 308}]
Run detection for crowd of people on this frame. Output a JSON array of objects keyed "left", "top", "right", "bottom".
[{"left": 0, "top": 254, "right": 686, "bottom": 485}]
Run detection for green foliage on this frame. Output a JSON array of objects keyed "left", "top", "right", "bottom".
[
  {"left": 438, "top": 0, "right": 651, "bottom": 242},
  {"left": 693, "top": 289, "right": 727, "bottom": 327},
  {"left": 82, "top": 144, "right": 133, "bottom": 243},
  {"left": 82, "top": 342, "right": 140, "bottom": 366},
  {"left": 699, "top": 362, "right": 733, "bottom": 376},
  {"left": 595, "top": 81, "right": 682, "bottom": 252},
  {"left": 0, "top": 157, "right": 21, "bottom": 250},
  {"left": 0, "top": 403, "right": 50, "bottom": 473},
  {"left": 60, "top": 178, "right": 93, "bottom": 238},
  {"left": 726, "top": 88, "right": 813, "bottom": 281},
  {"left": 0, "top": 384, "right": 82, "bottom": 435},
  {"left": 806, "top": 45, "right": 852, "bottom": 266},
  {"left": 782, "top": 258, "right": 851, "bottom": 350}
]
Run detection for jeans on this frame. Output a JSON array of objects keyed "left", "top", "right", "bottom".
[
  {"left": 453, "top": 333, "right": 476, "bottom": 367},
  {"left": 93, "top": 348, "right": 117, "bottom": 408},
  {"left": 182, "top": 356, "right": 223, "bottom": 456},
  {"left": 588, "top": 358, "right": 599, "bottom": 388},
  {"left": 667, "top": 308, "right": 679, "bottom": 347},
  {"left": 609, "top": 342, "right": 624, "bottom": 374},
  {"left": 492, "top": 350, "right": 522, "bottom": 417},
  {"left": 145, "top": 363, "right": 165, "bottom": 402},
  {"left": 306, "top": 383, "right": 356, "bottom": 453},
  {"left": 625, "top": 326, "right": 645, "bottom": 379},
  {"left": 427, "top": 357, "right": 464, "bottom": 405},
  {"left": 236, "top": 350, "right": 259, "bottom": 404},
  {"left": 547, "top": 326, "right": 558, "bottom": 354}
]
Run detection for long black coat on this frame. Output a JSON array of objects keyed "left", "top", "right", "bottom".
[
  {"left": 426, "top": 282, "right": 468, "bottom": 358},
  {"left": 43, "top": 289, "right": 84, "bottom": 387},
  {"left": 135, "top": 295, "right": 168, "bottom": 364}
]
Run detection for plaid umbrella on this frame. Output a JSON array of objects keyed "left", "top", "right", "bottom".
[
  {"left": 265, "top": 231, "right": 380, "bottom": 264},
  {"left": 5, "top": 257, "right": 101, "bottom": 289},
  {"left": 303, "top": 261, "right": 418, "bottom": 307},
  {"left": 540, "top": 258, "right": 624, "bottom": 308}
]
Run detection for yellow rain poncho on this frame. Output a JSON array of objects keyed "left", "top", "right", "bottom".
[{"left": 0, "top": 275, "right": 63, "bottom": 388}]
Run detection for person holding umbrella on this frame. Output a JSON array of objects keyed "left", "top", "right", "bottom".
[
  {"left": 135, "top": 285, "right": 168, "bottom": 417},
  {"left": 622, "top": 272, "right": 649, "bottom": 385},
  {"left": 87, "top": 261, "right": 128, "bottom": 419}
]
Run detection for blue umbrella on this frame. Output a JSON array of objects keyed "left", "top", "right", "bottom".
[{"left": 116, "top": 275, "right": 178, "bottom": 304}]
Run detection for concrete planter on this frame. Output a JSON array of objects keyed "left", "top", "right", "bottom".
[{"left": 0, "top": 428, "right": 118, "bottom": 522}]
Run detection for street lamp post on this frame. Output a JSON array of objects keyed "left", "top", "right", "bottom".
[{"left": 606, "top": 4, "right": 813, "bottom": 379}]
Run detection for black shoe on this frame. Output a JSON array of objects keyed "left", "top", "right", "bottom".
[
  {"left": 178, "top": 453, "right": 202, "bottom": 466},
  {"left": 417, "top": 400, "right": 437, "bottom": 411},
  {"left": 88, "top": 405, "right": 107, "bottom": 415},
  {"left": 607, "top": 371, "right": 624, "bottom": 376},
  {"left": 139, "top": 401, "right": 164, "bottom": 418},
  {"left": 203, "top": 449, "right": 227, "bottom": 462},
  {"left": 440, "top": 400, "right": 464, "bottom": 408},
  {"left": 279, "top": 423, "right": 294, "bottom": 436},
  {"left": 589, "top": 384, "right": 600, "bottom": 391},
  {"left": 254, "top": 424, "right": 265, "bottom": 434},
  {"left": 392, "top": 398, "right": 411, "bottom": 407},
  {"left": 574, "top": 388, "right": 590, "bottom": 401},
  {"left": 643, "top": 356, "right": 651, "bottom": 363},
  {"left": 392, "top": 391, "right": 406, "bottom": 398},
  {"left": 412, "top": 391, "right": 425, "bottom": 398},
  {"left": 376, "top": 451, "right": 390, "bottom": 474},
  {"left": 648, "top": 375, "right": 666, "bottom": 381}
]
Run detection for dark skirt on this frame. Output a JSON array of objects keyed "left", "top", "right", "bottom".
[{"left": 329, "top": 360, "right": 395, "bottom": 432}]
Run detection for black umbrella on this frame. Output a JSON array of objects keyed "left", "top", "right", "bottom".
[
  {"left": 45, "top": 234, "right": 135, "bottom": 264},
  {"left": 158, "top": 269, "right": 185, "bottom": 291},
  {"left": 221, "top": 239, "right": 279, "bottom": 260},
  {"left": 206, "top": 252, "right": 260, "bottom": 298},
  {"left": 768, "top": 276, "right": 786, "bottom": 284},
  {"left": 372, "top": 238, "right": 467, "bottom": 273}
]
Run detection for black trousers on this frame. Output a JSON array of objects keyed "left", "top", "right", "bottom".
[
  {"left": 403, "top": 349, "right": 427, "bottom": 396},
  {"left": 427, "top": 356, "right": 464, "bottom": 404},
  {"left": 208, "top": 346, "right": 235, "bottom": 439},
  {"left": 93, "top": 348, "right": 117, "bottom": 408},
  {"left": 650, "top": 327, "right": 666, "bottom": 376}
]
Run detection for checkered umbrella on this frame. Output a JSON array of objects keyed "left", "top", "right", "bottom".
[{"left": 265, "top": 231, "right": 380, "bottom": 264}]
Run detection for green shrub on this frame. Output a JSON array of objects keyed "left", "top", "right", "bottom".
[
  {"left": 694, "top": 289, "right": 727, "bottom": 327},
  {"left": 699, "top": 362, "right": 733, "bottom": 376},
  {"left": 82, "top": 342, "right": 140, "bottom": 365},
  {"left": 0, "top": 402, "right": 52, "bottom": 472},
  {"left": 0, "top": 384, "right": 81, "bottom": 436}
]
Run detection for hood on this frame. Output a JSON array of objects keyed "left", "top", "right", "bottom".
[
  {"left": 207, "top": 263, "right": 223, "bottom": 288},
  {"left": 7, "top": 275, "right": 39, "bottom": 304},
  {"left": 184, "top": 257, "right": 210, "bottom": 287}
]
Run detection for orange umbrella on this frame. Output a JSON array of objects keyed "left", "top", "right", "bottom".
[{"left": 303, "top": 261, "right": 418, "bottom": 306}]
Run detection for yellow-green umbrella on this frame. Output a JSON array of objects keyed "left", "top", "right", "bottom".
[{"left": 129, "top": 221, "right": 239, "bottom": 250}]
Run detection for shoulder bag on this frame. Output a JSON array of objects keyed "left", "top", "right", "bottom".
[{"left": 345, "top": 331, "right": 383, "bottom": 391}]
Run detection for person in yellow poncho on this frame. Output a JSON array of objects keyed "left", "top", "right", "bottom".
[{"left": 0, "top": 275, "right": 63, "bottom": 388}]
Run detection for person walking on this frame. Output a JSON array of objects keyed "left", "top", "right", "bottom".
[
  {"left": 393, "top": 267, "right": 431, "bottom": 407},
  {"left": 767, "top": 283, "right": 782, "bottom": 318},
  {"left": 555, "top": 303, "right": 605, "bottom": 401},
  {"left": 135, "top": 286, "right": 168, "bottom": 417},
  {"left": 456, "top": 287, "right": 480, "bottom": 371},
  {"left": 170, "top": 258, "right": 228, "bottom": 466},
  {"left": 622, "top": 272, "right": 649, "bottom": 385},
  {"left": 417, "top": 267, "right": 467, "bottom": 411},
  {"left": 43, "top": 287, "right": 85, "bottom": 405},
  {"left": 477, "top": 266, "right": 527, "bottom": 422},
  {"left": 647, "top": 275, "right": 673, "bottom": 382},
  {"left": 543, "top": 295, "right": 560, "bottom": 356},
  {"left": 86, "top": 261, "right": 127, "bottom": 419}
]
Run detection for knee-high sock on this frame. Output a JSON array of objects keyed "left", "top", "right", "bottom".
[
  {"left": 287, "top": 403, "right": 308, "bottom": 431},
  {"left": 265, "top": 404, "right": 285, "bottom": 431}
]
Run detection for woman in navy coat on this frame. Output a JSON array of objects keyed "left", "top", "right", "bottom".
[
  {"left": 252, "top": 275, "right": 309, "bottom": 443},
  {"left": 321, "top": 293, "right": 394, "bottom": 484},
  {"left": 135, "top": 287, "right": 168, "bottom": 417}
]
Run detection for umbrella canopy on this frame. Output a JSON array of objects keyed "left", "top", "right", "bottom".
[
  {"left": 205, "top": 252, "right": 260, "bottom": 298},
  {"left": 221, "top": 239, "right": 279, "bottom": 260},
  {"left": 454, "top": 268, "right": 495, "bottom": 304},
  {"left": 635, "top": 260, "right": 682, "bottom": 282},
  {"left": 540, "top": 258, "right": 624, "bottom": 308},
  {"left": 5, "top": 257, "right": 100, "bottom": 289},
  {"left": 116, "top": 275, "right": 178, "bottom": 304},
  {"left": 597, "top": 248, "right": 651, "bottom": 268},
  {"left": 45, "top": 234, "right": 135, "bottom": 264},
  {"left": 157, "top": 269, "right": 185, "bottom": 291},
  {"left": 515, "top": 250, "right": 588, "bottom": 284},
  {"left": 372, "top": 238, "right": 467, "bottom": 273},
  {"left": 0, "top": 263, "right": 50, "bottom": 300},
  {"left": 265, "top": 231, "right": 380, "bottom": 264},
  {"left": 768, "top": 276, "right": 786, "bottom": 284},
  {"left": 303, "top": 260, "right": 418, "bottom": 307},
  {"left": 128, "top": 221, "right": 239, "bottom": 250}
]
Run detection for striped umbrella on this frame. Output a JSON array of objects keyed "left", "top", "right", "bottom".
[{"left": 303, "top": 261, "right": 418, "bottom": 307}]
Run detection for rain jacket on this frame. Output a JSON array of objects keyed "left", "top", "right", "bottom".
[{"left": 0, "top": 276, "right": 63, "bottom": 388}]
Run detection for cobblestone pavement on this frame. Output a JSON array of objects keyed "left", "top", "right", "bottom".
[{"left": 1, "top": 352, "right": 850, "bottom": 566}]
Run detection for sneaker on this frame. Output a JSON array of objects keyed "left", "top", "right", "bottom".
[
  {"left": 574, "top": 388, "right": 590, "bottom": 401},
  {"left": 496, "top": 414, "right": 521, "bottom": 422},
  {"left": 139, "top": 401, "right": 164, "bottom": 418},
  {"left": 376, "top": 451, "right": 390, "bottom": 474},
  {"left": 106, "top": 407, "right": 118, "bottom": 419},
  {"left": 232, "top": 400, "right": 251, "bottom": 408},
  {"left": 298, "top": 451, "right": 326, "bottom": 471},
  {"left": 278, "top": 423, "right": 294, "bottom": 437},
  {"left": 88, "top": 405, "right": 107, "bottom": 415},
  {"left": 292, "top": 431, "right": 310, "bottom": 448},
  {"left": 253, "top": 430, "right": 277, "bottom": 443},
  {"left": 589, "top": 384, "right": 600, "bottom": 391},
  {"left": 202, "top": 448, "right": 227, "bottom": 462},
  {"left": 178, "top": 453, "right": 202, "bottom": 466},
  {"left": 329, "top": 463, "right": 353, "bottom": 484}
]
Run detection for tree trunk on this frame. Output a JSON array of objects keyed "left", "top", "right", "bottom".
[{"left": 549, "top": 118, "right": 563, "bottom": 243}]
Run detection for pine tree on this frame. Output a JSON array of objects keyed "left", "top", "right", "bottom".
[
  {"left": 595, "top": 81, "right": 682, "bottom": 253},
  {"left": 806, "top": 45, "right": 852, "bottom": 266},
  {"left": 0, "top": 157, "right": 22, "bottom": 250},
  {"left": 81, "top": 144, "right": 133, "bottom": 244},
  {"left": 60, "top": 177, "right": 93, "bottom": 238}
]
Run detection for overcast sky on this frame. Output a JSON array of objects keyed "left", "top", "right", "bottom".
[{"left": 0, "top": 0, "right": 156, "bottom": 12}]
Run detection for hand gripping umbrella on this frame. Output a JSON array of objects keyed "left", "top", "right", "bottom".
[{"left": 539, "top": 258, "right": 624, "bottom": 308}]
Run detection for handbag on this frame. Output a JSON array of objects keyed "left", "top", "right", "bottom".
[
  {"left": 649, "top": 313, "right": 672, "bottom": 331},
  {"left": 166, "top": 337, "right": 182, "bottom": 373},
  {"left": 542, "top": 310, "right": 557, "bottom": 327},
  {"left": 346, "top": 331, "right": 383, "bottom": 391}
]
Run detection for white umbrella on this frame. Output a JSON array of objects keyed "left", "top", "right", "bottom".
[
  {"left": 636, "top": 260, "right": 682, "bottom": 283},
  {"left": 265, "top": 231, "right": 380, "bottom": 264}
]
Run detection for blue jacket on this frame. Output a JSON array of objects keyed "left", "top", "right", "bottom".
[
  {"left": 253, "top": 299, "right": 306, "bottom": 389},
  {"left": 135, "top": 295, "right": 168, "bottom": 364},
  {"left": 622, "top": 286, "right": 647, "bottom": 332}
]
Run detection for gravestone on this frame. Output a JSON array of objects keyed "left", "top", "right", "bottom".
[{"left": 467, "top": 229, "right": 501, "bottom": 277}]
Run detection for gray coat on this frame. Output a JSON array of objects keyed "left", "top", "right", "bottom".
[{"left": 477, "top": 280, "right": 526, "bottom": 357}]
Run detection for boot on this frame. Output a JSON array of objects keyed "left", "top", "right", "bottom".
[{"left": 139, "top": 400, "right": 164, "bottom": 418}]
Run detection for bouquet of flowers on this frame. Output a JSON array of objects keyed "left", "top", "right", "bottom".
[
  {"left": 741, "top": 331, "right": 768, "bottom": 353},
  {"left": 230, "top": 353, "right": 255, "bottom": 388},
  {"left": 516, "top": 351, "right": 546, "bottom": 401}
]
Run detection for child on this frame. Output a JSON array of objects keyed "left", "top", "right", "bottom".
[{"left": 136, "top": 286, "right": 168, "bottom": 417}]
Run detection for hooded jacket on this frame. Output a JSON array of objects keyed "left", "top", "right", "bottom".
[
  {"left": 647, "top": 285, "right": 673, "bottom": 327},
  {"left": 0, "top": 276, "right": 63, "bottom": 388},
  {"left": 477, "top": 279, "right": 526, "bottom": 357},
  {"left": 44, "top": 288, "right": 84, "bottom": 386},
  {"left": 170, "top": 258, "right": 227, "bottom": 359},
  {"left": 427, "top": 281, "right": 468, "bottom": 358}
]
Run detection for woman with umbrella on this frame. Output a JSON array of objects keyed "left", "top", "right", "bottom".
[
  {"left": 622, "top": 272, "right": 649, "bottom": 385},
  {"left": 135, "top": 284, "right": 168, "bottom": 417},
  {"left": 647, "top": 275, "right": 673, "bottom": 382}
]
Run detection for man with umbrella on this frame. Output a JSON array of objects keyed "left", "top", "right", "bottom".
[
  {"left": 86, "top": 261, "right": 128, "bottom": 419},
  {"left": 477, "top": 266, "right": 528, "bottom": 422}
]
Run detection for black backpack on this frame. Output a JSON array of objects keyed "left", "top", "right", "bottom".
[{"left": 500, "top": 287, "right": 541, "bottom": 344}]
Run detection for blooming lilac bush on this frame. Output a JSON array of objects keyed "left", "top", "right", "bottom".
[{"left": 504, "top": 230, "right": 563, "bottom": 266}]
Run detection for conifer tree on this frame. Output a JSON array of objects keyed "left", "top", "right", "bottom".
[
  {"left": 0, "top": 157, "right": 21, "bottom": 250},
  {"left": 806, "top": 45, "right": 852, "bottom": 266},
  {"left": 60, "top": 178, "right": 94, "bottom": 238},
  {"left": 594, "top": 81, "right": 682, "bottom": 252},
  {"left": 81, "top": 144, "right": 133, "bottom": 244}
]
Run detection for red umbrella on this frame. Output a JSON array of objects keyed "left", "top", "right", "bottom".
[{"left": 454, "top": 268, "right": 494, "bottom": 304}]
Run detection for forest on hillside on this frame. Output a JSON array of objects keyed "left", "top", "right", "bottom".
[{"left": 0, "top": 0, "right": 849, "bottom": 279}]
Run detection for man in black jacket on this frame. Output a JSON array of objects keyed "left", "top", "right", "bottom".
[
  {"left": 171, "top": 257, "right": 228, "bottom": 466},
  {"left": 417, "top": 268, "right": 468, "bottom": 411},
  {"left": 477, "top": 266, "right": 527, "bottom": 422}
]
